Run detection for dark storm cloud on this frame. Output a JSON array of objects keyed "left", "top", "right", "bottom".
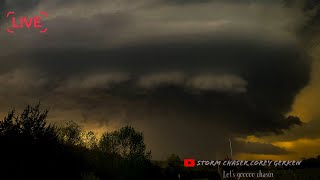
[
  {"left": 0, "top": 0, "right": 41, "bottom": 25},
  {"left": 0, "top": 0, "right": 40, "bottom": 13},
  {"left": 3, "top": 35, "right": 309, "bottom": 134},
  {"left": 0, "top": 0, "right": 314, "bottom": 159},
  {"left": 265, "top": 117, "right": 320, "bottom": 142}
]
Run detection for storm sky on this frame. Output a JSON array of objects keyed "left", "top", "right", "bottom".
[{"left": 0, "top": 0, "right": 320, "bottom": 160}]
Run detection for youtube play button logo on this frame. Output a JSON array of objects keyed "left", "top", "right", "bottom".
[{"left": 184, "top": 159, "right": 196, "bottom": 167}]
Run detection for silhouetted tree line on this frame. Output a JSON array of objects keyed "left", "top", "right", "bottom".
[
  {"left": 0, "top": 104, "right": 221, "bottom": 180},
  {"left": 0, "top": 104, "right": 162, "bottom": 180},
  {"left": 300, "top": 155, "right": 320, "bottom": 169}
]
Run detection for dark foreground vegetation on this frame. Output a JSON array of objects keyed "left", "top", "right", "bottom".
[
  {"left": 0, "top": 104, "right": 161, "bottom": 180},
  {"left": 1, "top": 104, "right": 320, "bottom": 180}
]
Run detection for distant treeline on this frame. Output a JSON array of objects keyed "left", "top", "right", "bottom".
[
  {"left": 0, "top": 104, "right": 162, "bottom": 180},
  {"left": 0, "top": 104, "right": 319, "bottom": 180}
]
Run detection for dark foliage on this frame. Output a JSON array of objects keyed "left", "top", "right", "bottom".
[
  {"left": 0, "top": 104, "right": 161, "bottom": 180},
  {"left": 301, "top": 156, "right": 320, "bottom": 168},
  {"left": 0, "top": 104, "right": 87, "bottom": 179}
]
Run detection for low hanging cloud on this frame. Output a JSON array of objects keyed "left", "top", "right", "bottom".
[
  {"left": 187, "top": 74, "right": 247, "bottom": 93},
  {"left": 137, "top": 72, "right": 185, "bottom": 89},
  {"left": 137, "top": 72, "right": 247, "bottom": 93},
  {"left": 58, "top": 73, "right": 130, "bottom": 90},
  {"left": 0, "top": 69, "right": 48, "bottom": 92}
]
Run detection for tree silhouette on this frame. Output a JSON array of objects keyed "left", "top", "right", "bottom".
[
  {"left": 0, "top": 110, "right": 18, "bottom": 137},
  {"left": 0, "top": 103, "right": 59, "bottom": 147},
  {"left": 58, "top": 120, "right": 83, "bottom": 146},
  {"left": 0, "top": 104, "right": 161, "bottom": 179},
  {"left": 99, "top": 130, "right": 120, "bottom": 155},
  {"left": 164, "top": 154, "right": 182, "bottom": 180},
  {"left": 99, "top": 126, "right": 151, "bottom": 160},
  {"left": 0, "top": 104, "right": 68, "bottom": 179},
  {"left": 82, "top": 130, "right": 98, "bottom": 149}
]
